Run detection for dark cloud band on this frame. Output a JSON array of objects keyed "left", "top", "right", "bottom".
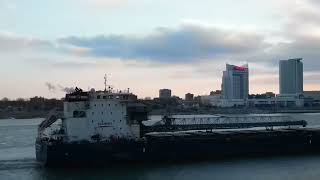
[{"left": 59, "top": 25, "right": 267, "bottom": 62}]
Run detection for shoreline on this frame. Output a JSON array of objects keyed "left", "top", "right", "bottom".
[{"left": 1, "top": 109, "right": 320, "bottom": 120}]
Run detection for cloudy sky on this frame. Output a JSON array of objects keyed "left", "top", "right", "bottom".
[{"left": 1, "top": 0, "right": 320, "bottom": 99}]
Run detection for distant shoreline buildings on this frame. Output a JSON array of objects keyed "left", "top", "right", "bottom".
[
  {"left": 279, "top": 58, "right": 303, "bottom": 95},
  {"left": 180, "top": 58, "right": 319, "bottom": 108},
  {"left": 159, "top": 89, "right": 172, "bottom": 99}
]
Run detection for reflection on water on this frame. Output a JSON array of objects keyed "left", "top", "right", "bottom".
[{"left": 0, "top": 113, "right": 319, "bottom": 180}]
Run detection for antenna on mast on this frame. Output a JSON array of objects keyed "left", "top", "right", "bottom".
[{"left": 104, "top": 74, "right": 107, "bottom": 91}]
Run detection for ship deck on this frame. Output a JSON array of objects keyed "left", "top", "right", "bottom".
[{"left": 144, "top": 127, "right": 320, "bottom": 143}]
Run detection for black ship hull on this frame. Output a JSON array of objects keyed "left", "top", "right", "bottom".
[{"left": 36, "top": 128, "right": 320, "bottom": 167}]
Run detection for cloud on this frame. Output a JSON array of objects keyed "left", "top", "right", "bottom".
[
  {"left": 0, "top": 31, "right": 86, "bottom": 53},
  {"left": 276, "top": 0, "right": 320, "bottom": 38},
  {"left": 0, "top": 32, "right": 54, "bottom": 53},
  {"left": 79, "top": 0, "right": 127, "bottom": 8},
  {"left": 262, "top": 36, "right": 320, "bottom": 71},
  {"left": 59, "top": 25, "right": 268, "bottom": 63}
]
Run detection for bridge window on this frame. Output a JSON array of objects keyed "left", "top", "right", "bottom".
[
  {"left": 103, "top": 96, "right": 106, "bottom": 99},
  {"left": 73, "top": 110, "right": 86, "bottom": 118},
  {"left": 97, "top": 95, "right": 101, "bottom": 99}
]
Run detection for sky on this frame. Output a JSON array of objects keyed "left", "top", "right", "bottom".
[{"left": 1, "top": 0, "right": 320, "bottom": 99}]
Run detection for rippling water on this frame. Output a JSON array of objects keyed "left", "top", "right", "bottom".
[{"left": 1, "top": 114, "right": 320, "bottom": 180}]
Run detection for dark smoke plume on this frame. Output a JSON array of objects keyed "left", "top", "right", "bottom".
[{"left": 45, "top": 82, "right": 56, "bottom": 92}]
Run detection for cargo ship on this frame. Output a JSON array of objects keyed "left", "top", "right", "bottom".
[{"left": 36, "top": 84, "right": 320, "bottom": 167}]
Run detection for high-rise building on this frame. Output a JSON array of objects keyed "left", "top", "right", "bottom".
[
  {"left": 185, "top": 93, "right": 194, "bottom": 101},
  {"left": 222, "top": 64, "right": 249, "bottom": 100},
  {"left": 279, "top": 58, "right": 303, "bottom": 95},
  {"left": 159, "top": 89, "right": 172, "bottom": 99}
]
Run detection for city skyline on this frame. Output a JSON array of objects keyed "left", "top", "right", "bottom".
[
  {"left": 0, "top": 60, "right": 313, "bottom": 100},
  {"left": 1, "top": 0, "right": 320, "bottom": 99}
]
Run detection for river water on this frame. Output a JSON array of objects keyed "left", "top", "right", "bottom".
[{"left": 0, "top": 113, "right": 320, "bottom": 180}]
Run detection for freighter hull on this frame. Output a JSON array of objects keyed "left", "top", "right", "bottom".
[
  {"left": 36, "top": 128, "right": 320, "bottom": 166},
  {"left": 36, "top": 140, "right": 144, "bottom": 166}
]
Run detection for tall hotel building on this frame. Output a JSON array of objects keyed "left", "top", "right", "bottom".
[
  {"left": 279, "top": 58, "right": 303, "bottom": 95},
  {"left": 222, "top": 64, "right": 249, "bottom": 100}
]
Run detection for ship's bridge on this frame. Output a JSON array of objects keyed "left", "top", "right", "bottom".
[{"left": 89, "top": 91, "right": 137, "bottom": 102}]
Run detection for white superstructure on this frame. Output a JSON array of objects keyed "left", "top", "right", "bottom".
[{"left": 41, "top": 87, "right": 149, "bottom": 143}]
